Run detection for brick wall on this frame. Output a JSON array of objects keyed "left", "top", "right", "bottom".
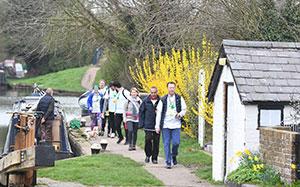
[{"left": 260, "top": 127, "right": 300, "bottom": 183}]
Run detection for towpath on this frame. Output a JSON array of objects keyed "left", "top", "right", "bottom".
[{"left": 81, "top": 66, "right": 99, "bottom": 90}]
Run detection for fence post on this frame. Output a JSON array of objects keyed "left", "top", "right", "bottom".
[{"left": 198, "top": 69, "right": 205, "bottom": 147}]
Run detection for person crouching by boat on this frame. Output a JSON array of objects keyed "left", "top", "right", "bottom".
[
  {"left": 123, "top": 87, "right": 142, "bottom": 151},
  {"left": 36, "top": 88, "right": 55, "bottom": 143},
  {"left": 87, "top": 85, "right": 105, "bottom": 135}
]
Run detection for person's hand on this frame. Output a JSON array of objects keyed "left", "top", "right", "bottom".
[
  {"left": 138, "top": 123, "right": 144, "bottom": 129},
  {"left": 101, "top": 113, "right": 104, "bottom": 119},
  {"left": 175, "top": 113, "right": 181, "bottom": 119},
  {"left": 155, "top": 127, "right": 160, "bottom": 134},
  {"left": 41, "top": 117, "right": 45, "bottom": 124}
]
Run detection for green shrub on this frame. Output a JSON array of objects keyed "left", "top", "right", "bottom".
[{"left": 227, "top": 150, "right": 282, "bottom": 186}]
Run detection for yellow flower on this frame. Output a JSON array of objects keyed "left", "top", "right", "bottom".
[
  {"left": 260, "top": 164, "right": 264, "bottom": 169},
  {"left": 248, "top": 156, "right": 253, "bottom": 160},
  {"left": 257, "top": 164, "right": 262, "bottom": 170},
  {"left": 253, "top": 165, "right": 258, "bottom": 172},
  {"left": 291, "top": 163, "right": 297, "bottom": 170},
  {"left": 229, "top": 157, "right": 235, "bottom": 164},
  {"left": 235, "top": 151, "right": 242, "bottom": 157},
  {"left": 254, "top": 156, "right": 259, "bottom": 162},
  {"left": 244, "top": 149, "right": 251, "bottom": 156}
]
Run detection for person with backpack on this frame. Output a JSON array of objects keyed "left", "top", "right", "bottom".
[
  {"left": 123, "top": 87, "right": 142, "bottom": 151},
  {"left": 155, "top": 82, "right": 187, "bottom": 169},
  {"left": 103, "top": 81, "right": 117, "bottom": 138},
  {"left": 113, "top": 81, "right": 130, "bottom": 144},
  {"left": 87, "top": 85, "right": 105, "bottom": 133},
  {"left": 139, "top": 86, "right": 160, "bottom": 164}
]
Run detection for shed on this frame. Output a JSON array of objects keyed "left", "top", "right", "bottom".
[{"left": 207, "top": 40, "right": 300, "bottom": 181}]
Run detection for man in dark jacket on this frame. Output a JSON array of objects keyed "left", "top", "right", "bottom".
[
  {"left": 139, "top": 86, "right": 160, "bottom": 164},
  {"left": 36, "top": 88, "right": 55, "bottom": 143}
]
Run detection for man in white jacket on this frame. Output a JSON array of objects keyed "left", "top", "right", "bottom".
[
  {"left": 113, "top": 81, "right": 130, "bottom": 144},
  {"left": 155, "top": 82, "right": 187, "bottom": 169}
]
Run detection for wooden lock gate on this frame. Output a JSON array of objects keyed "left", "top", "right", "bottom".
[{"left": 0, "top": 113, "right": 55, "bottom": 187}]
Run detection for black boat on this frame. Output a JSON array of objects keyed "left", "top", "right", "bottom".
[{"left": 0, "top": 84, "right": 73, "bottom": 160}]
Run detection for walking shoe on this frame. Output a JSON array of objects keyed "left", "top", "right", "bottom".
[
  {"left": 152, "top": 159, "right": 158, "bottom": 164},
  {"left": 145, "top": 157, "right": 150, "bottom": 163},
  {"left": 107, "top": 133, "right": 111, "bottom": 138},
  {"left": 165, "top": 163, "right": 172, "bottom": 169},
  {"left": 100, "top": 131, "right": 104, "bottom": 136},
  {"left": 98, "top": 131, "right": 104, "bottom": 136},
  {"left": 128, "top": 146, "right": 133, "bottom": 151},
  {"left": 117, "top": 137, "right": 124, "bottom": 144},
  {"left": 110, "top": 133, "right": 115, "bottom": 138},
  {"left": 172, "top": 156, "right": 177, "bottom": 165},
  {"left": 132, "top": 145, "right": 136, "bottom": 150}
]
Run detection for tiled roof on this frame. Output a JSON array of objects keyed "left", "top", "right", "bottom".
[{"left": 208, "top": 40, "right": 300, "bottom": 103}]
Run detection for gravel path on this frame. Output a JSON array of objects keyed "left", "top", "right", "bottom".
[{"left": 81, "top": 66, "right": 100, "bottom": 90}]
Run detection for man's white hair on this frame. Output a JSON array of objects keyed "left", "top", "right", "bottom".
[{"left": 46, "top": 88, "right": 53, "bottom": 96}]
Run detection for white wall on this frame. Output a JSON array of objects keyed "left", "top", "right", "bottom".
[
  {"left": 212, "top": 64, "right": 246, "bottom": 181},
  {"left": 244, "top": 105, "right": 259, "bottom": 152},
  {"left": 212, "top": 74, "right": 225, "bottom": 181},
  {"left": 226, "top": 84, "right": 246, "bottom": 176}
]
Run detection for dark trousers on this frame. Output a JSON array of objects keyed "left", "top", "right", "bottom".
[
  {"left": 101, "top": 116, "right": 107, "bottom": 131},
  {"left": 108, "top": 112, "right": 116, "bottom": 134},
  {"left": 115, "top": 113, "right": 124, "bottom": 139},
  {"left": 127, "top": 121, "right": 138, "bottom": 146},
  {"left": 145, "top": 130, "right": 160, "bottom": 160},
  {"left": 41, "top": 120, "right": 53, "bottom": 142}
]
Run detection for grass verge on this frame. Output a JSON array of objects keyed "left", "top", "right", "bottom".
[
  {"left": 136, "top": 130, "right": 215, "bottom": 183},
  {"left": 9, "top": 66, "right": 88, "bottom": 92},
  {"left": 38, "top": 154, "right": 163, "bottom": 186}
]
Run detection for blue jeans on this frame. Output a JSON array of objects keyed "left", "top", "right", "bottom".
[{"left": 162, "top": 128, "right": 181, "bottom": 165}]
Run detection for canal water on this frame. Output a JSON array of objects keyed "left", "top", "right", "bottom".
[{"left": 0, "top": 88, "right": 81, "bottom": 154}]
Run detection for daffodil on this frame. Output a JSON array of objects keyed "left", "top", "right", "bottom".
[
  {"left": 254, "top": 156, "right": 259, "bottom": 162},
  {"left": 244, "top": 149, "right": 251, "bottom": 156},
  {"left": 235, "top": 151, "right": 242, "bottom": 157},
  {"left": 291, "top": 163, "right": 297, "bottom": 170},
  {"left": 253, "top": 165, "right": 258, "bottom": 172},
  {"left": 248, "top": 156, "right": 253, "bottom": 160}
]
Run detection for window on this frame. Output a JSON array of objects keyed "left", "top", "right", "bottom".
[{"left": 258, "top": 105, "right": 283, "bottom": 128}]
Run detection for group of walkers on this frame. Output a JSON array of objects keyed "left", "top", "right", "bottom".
[{"left": 87, "top": 80, "right": 186, "bottom": 169}]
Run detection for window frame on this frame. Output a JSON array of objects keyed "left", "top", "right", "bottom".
[{"left": 257, "top": 105, "right": 284, "bottom": 129}]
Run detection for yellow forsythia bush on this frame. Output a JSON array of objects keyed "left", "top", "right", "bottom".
[{"left": 129, "top": 37, "right": 217, "bottom": 137}]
